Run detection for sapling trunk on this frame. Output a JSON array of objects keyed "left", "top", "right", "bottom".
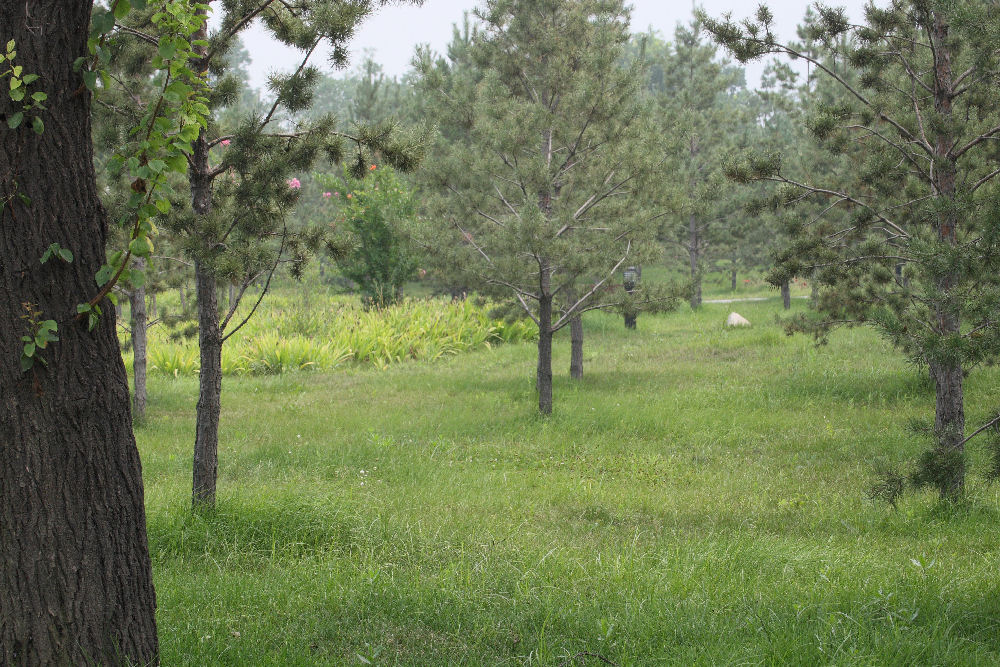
[
  {"left": 537, "top": 295, "right": 553, "bottom": 415},
  {"left": 781, "top": 280, "right": 790, "bottom": 310},
  {"left": 130, "top": 257, "right": 148, "bottom": 420},
  {"left": 193, "top": 260, "right": 222, "bottom": 507},
  {"left": 570, "top": 311, "right": 583, "bottom": 380}
]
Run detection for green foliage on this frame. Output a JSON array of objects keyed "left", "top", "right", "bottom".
[
  {"left": 123, "top": 291, "right": 536, "bottom": 376},
  {"left": 18, "top": 303, "right": 58, "bottom": 371},
  {"left": 318, "top": 166, "right": 418, "bottom": 308},
  {"left": 415, "top": 0, "right": 671, "bottom": 330},
  {"left": 1, "top": 39, "right": 46, "bottom": 133},
  {"left": 86, "top": 0, "right": 211, "bottom": 320}
]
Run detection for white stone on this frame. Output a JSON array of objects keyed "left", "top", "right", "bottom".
[{"left": 725, "top": 312, "right": 751, "bottom": 327}]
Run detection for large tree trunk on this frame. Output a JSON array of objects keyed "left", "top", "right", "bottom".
[
  {"left": 780, "top": 280, "right": 791, "bottom": 310},
  {"left": 130, "top": 258, "right": 148, "bottom": 421},
  {"left": 537, "top": 295, "right": 554, "bottom": 415},
  {"left": 688, "top": 213, "right": 701, "bottom": 309},
  {"left": 193, "top": 260, "right": 223, "bottom": 506},
  {"left": 570, "top": 311, "right": 583, "bottom": 380},
  {"left": 0, "top": 2, "right": 159, "bottom": 662}
]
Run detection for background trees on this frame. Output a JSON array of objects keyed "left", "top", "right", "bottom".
[{"left": 415, "top": 0, "right": 672, "bottom": 414}]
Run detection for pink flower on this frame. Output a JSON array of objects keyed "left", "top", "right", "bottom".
[
  {"left": 287, "top": 177, "right": 301, "bottom": 189},
  {"left": 220, "top": 139, "right": 231, "bottom": 146},
  {"left": 418, "top": 268, "right": 427, "bottom": 278},
  {"left": 323, "top": 192, "right": 332, "bottom": 198},
  {"left": 333, "top": 191, "right": 340, "bottom": 197}
]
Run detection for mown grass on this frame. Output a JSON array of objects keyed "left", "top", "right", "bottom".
[{"left": 139, "top": 298, "right": 1000, "bottom": 665}]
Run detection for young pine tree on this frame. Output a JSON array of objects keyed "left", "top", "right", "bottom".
[{"left": 416, "top": 0, "right": 673, "bottom": 414}]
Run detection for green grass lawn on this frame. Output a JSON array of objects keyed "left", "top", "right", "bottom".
[{"left": 139, "top": 298, "right": 1000, "bottom": 665}]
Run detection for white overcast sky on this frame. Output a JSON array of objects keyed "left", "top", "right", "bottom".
[{"left": 236, "top": 1, "right": 875, "bottom": 90}]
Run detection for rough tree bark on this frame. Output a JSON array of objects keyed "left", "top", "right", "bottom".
[
  {"left": 780, "top": 280, "right": 791, "bottom": 310},
  {"left": 570, "top": 312, "right": 583, "bottom": 380},
  {"left": 537, "top": 294, "right": 554, "bottom": 415},
  {"left": 928, "top": 10, "right": 965, "bottom": 496},
  {"left": 130, "top": 257, "right": 148, "bottom": 420},
  {"left": 0, "top": 2, "right": 159, "bottom": 662},
  {"left": 190, "top": 114, "right": 224, "bottom": 506}
]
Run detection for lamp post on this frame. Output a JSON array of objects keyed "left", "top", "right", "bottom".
[{"left": 623, "top": 266, "right": 638, "bottom": 329}]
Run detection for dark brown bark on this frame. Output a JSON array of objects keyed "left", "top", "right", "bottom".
[
  {"left": 927, "top": 10, "right": 965, "bottom": 496},
  {"left": 193, "top": 260, "right": 222, "bottom": 506},
  {"left": 130, "top": 258, "right": 148, "bottom": 421},
  {"left": 0, "top": 2, "right": 158, "bottom": 663},
  {"left": 570, "top": 311, "right": 583, "bottom": 380},
  {"left": 780, "top": 280, "right": 791, "bottom": 310},
  {"left": 537, "top": 295, "right": 553, "bottom": 415},
  {"left": 730, "top": 267, "right": 737, "bottom": 291}
]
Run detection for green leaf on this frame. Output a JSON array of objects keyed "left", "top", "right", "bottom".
[
  {"left": 88, "top": 312, "right": 99, "bottom": 332},
  {"left": 7, "top": 112, "right": 23, "bottom": 129},
  {"left": 20, "top": 355, "right": 33, "bottom": 372},
  {"left": 31, "top": 91, "right": 46, "bottom": 102},
  {"left": 158, "top": 39, "right": 177, "bottom": 60},
  {"left": 21, "top": 74, "right": 38, "bottom": 85},
  {"left": 82, "top": 70, "right": 97, "bottom": 91},
  {"left": 23, "top": 342, "right": 35, "bottom": 358},
  {"left": 9, "top": 87, "right": 24, "bottom": 102},
  {"left": 59, "top": 248, "right": 73, "bottom": 262},
  {"left": 12, "top": 65, "right": 21, "bottom": 77},
  {"left": 77, "top": 303, "right": 92, "bottom": 314},
  {"left": 6, "top": 40, "right": 14, "bottom": 53},
  {"left": 128, "top": 268, "right": 145, "bottom": 288},
  {"left": 10, "top": 77, "right": 20, "bottom": 90},
  {"left": 132, "top": 0, "right": 147, "bottom": 8},
  {"left": 95, "top": 263, "right": 114, "bottom": 286},
  {"left": 31, "top": 116, "right": 43, "bottom": 135},
  {"left": 155, "top": 197, "right": 171, "bottom": 214},
  {"left": 166, "top": 154, "right": 187, "bottom": 173},
  {"left": 129, "top": 236, "right": 154, "bottom": 257},
  {"left": 113, "top": 0, "right": 132, "bottom": 20}
]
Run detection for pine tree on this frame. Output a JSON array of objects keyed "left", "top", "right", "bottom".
[
  {"left": 644, "top": 21, "right": 746, "bottom": 309},
  {"left": 703, "top": 1, "right": 1000, "bottom": 498},
  {"left": 416, "top": 0, "right": 673, "bottom": 414},
  {"left": 108, "top": 0, "right": 425, "bottom": 507}
]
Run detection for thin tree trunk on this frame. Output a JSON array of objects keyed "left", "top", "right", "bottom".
[
  {"left": 193, "top": 260, "right": 222, "bottom": 507},
  {"left": 927, "top": 10, "right": 965, "bottom": 497},
  {"left": 781, "top": 280, "right": 791, "bottom": 310},
  {"left": 570, "top": 311, "right": 583, "bottom": 380},
  {"left": 689, "top": 214, "right": 701, "bottom": 309},
  {"left": 537, "top": 295, "right": 553, "bottom": 415},
  {"left": 731, "top": 267, "right": 737, "bottom": 291},
  {"left": 130, "top": 257, "right": 148, "bottom": 421},
  {"left": 0, "top": 2, "right": 158, "bottom": 661},
  {"left": 190, "top": 69, "right": 224, "bottom": 506}
]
